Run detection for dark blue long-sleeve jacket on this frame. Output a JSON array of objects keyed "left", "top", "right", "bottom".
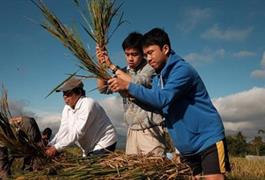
[{"left": 128, "top": 50, "right": 225, "bottom": 155}]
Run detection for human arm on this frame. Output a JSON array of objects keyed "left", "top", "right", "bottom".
[
  {"left": 48, "top": 108, "right": 68, "bottom": 147},
  {"left": 103, "top": 62, "right": 156, "bottom": 98},
  {"left": 128, "top": 64, "right": 194, "bottom": 112},
  {"left": 96, "top": 45, "right": 132, "bottom": 81},
  {"left": 112, "top": 62, "right": 155, "bottom": 86},
  {"left": 45, "top": 108, "right": 71, "bottom": 157},
  {"left": 108, "top": 63, "right": 194, "bottom": 114},
  {"left": 96, "top": 47, "right": 155, "bottom": 94},
  {"left": 127, "top": 63, "right": 155, "bottom": 87},
  {"left": 96, "top": 45, "right": 131, "bottom": 94}
]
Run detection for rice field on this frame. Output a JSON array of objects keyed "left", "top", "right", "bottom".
[{"left": 227, "top": 157, "right": 265, "bottom": 180}]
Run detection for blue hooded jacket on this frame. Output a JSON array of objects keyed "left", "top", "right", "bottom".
[{"left": 128, "top": 50, "right": 225, "bottom": 155}]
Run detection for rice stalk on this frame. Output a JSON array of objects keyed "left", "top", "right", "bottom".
[
  {"left": 0, "top": 87, "right": 47, "bottom": 159},
  {"left": 13, "top": 148, "right": 191, "bottom": 179},
  {"left": 62, "top": 151, "right": 191, "bottom": 178},
  {"left": 75, "top": 0, "right": 125, "bottom": 50},
  {"left": 31, "top": 0, "right": 111, "bottom": 81},
  {"left": 0, "top": 85, "right": 12, "bottom": 120}
]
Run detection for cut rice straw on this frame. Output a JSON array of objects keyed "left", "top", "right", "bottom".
[{"left": 31, "top": 0, "right": 112, "bottom": 81}]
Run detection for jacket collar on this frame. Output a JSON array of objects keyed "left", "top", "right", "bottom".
[
  {"left": 127, "top": 59, "right": 147, "bottom": 72},
  {"left": 159, "top": 50, "right": 183, "bottom": 76}
]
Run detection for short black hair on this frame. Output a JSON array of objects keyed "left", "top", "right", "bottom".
[
  {"left": 122, "top": 32, "right": 143, "bottom": 54},
  {"left": 142, "top": 28, "right": 171, "bottom": 51},
  {"left": 42, "top": 127, "right": 52, "bottom": 139}
]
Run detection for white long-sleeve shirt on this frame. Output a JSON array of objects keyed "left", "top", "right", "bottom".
[{"left": 49, "top": 96, "right": 117, "bottom": 156}]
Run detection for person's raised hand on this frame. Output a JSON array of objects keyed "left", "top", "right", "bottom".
[
  {"left": 107, "top": 77, "right": 129, "bottom": 92},
  {"left": 96, "top": 45, "right": 112, "bottom": 67}
]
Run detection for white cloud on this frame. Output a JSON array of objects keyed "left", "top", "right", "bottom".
[
  {"left": 201, "top": 24, "right": 253, "bottom": 41},
  {"left": 98, "top": 96, "right": 127, "bottom": 135},
  {"left": 251, "top": 70, "right": 265, "bottom": 78},
  {"left": 8, "top": 100, "right": 35, "bottom": 117},
  {"left": 213, "top": 87, "right": 265, "bottom": 138},
  {"left": 233, "top": 51, "right": 256, "bottom": 58},
  {"left": 250, "top": 51, "right": 265, "bottom": 79},
  {"left": 224, "top": 122, "right": 255, "bottom": 132},
  {"left": 184, "top": 48, "right": 225, "bottom": 65},
  {"left": 36, "top": 112, "right": 61, "bottom": 132},
  {"left": 178, "top": 8, "right": 212, "bottom": 32}
]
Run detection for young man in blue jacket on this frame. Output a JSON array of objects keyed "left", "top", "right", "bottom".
[{"left": 108, "top": 28, "right": 230, "bottom": 179}]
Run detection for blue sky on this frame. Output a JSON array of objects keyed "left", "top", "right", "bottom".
[{"left": 0, "top": 0, "right": 265, "bottom": 138}]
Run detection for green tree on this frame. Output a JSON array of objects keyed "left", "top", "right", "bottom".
[
  {"left": 258, "top": 129, "right": 265, "bottom": 135},
  {"left": 226, "top": 131, "right": 248, "bottom": 156},
  {"left": 251, "top": 136, "right": 263, "bottom": 156},
  {"left": 249, "top": 129, "right": 265, "bottom": 156}
]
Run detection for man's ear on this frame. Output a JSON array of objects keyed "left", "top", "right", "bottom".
[{"left": 162, "top": 44, "right": 170, "bottom": 55}]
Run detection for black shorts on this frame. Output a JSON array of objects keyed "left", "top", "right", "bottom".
[{"left": 180, "top": 139, "right": 231, "bottom": 176}]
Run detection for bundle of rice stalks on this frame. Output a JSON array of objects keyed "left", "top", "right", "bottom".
[
  {"left": 31, "top": 0, "right": 111, "bottom": 81},
  {"left": 75, "top": 0, "right": 125, "bottom": 50},
  {"left": 14, "top": 149, "right": 192, "bottom": 179},
  {"left": 0, "top": 87, "right": 46, "bottom": 158}
]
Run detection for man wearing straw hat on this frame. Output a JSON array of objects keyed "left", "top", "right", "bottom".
[
  {"left": 96, "top": 32, "right": 167, "bottom": 156},
  {"left": 45, "top": 77, "right": 117, "bottom": 157}
]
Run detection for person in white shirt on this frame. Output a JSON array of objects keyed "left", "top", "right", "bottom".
[{"left": 45, "top": 77, "right": 117, "bottom": 157}]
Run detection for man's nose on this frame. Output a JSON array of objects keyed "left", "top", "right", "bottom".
[
  {"left": 146, "top": 55, "right": 152, "bottom": 62},
  {"left": 127, "top": 55, "right": 134, "bottom": 60}
]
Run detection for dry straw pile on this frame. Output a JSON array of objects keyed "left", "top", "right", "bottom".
[{"left": 13, "top": 149, "right": 192, "bottom": 179}]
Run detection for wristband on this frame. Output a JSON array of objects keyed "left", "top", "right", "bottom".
[{"left": 110, "top": 64, "right": 120, "bottom": 74}]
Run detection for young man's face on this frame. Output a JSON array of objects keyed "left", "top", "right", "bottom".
[
  {"left": 124, "top": 48, "right": 143, "bottom": 69},
  {"left": 143, "top": 44, "right": 169, "bottom": 71},
  {"left": 63, "top": 90, "right": 80, "bottom": 109}
]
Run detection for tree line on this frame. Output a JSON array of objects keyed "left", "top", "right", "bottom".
[{"left": 226, "top": 130, "right": 265, "bottom": 157}]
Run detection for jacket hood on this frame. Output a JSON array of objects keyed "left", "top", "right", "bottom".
[{"left": 160, "top": 50, "right": 183, "bottom": 77}]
